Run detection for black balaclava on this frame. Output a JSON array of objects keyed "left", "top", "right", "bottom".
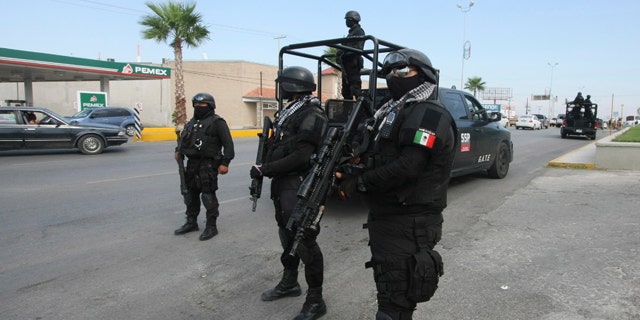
[
  {"left": 386, "top": 72, "right": 425, "bottom": 100},
  {"left": 194, "top": 105, "right": 214, "bottom": 119},
  {"left": 346, "top": 18, "right": 356, "bottom": 28}
]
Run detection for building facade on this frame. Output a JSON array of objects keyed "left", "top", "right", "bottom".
[{"left": 0, "top": 59, "right": 342, "bottom": 129}]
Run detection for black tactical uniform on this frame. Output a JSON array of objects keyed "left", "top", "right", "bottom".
[
  {"left": 250, "top": 66, "right": 328, "bottom": 320},
  {"left": 569, "top": 92, "right": 585, "bottom": 120},
  {"left": 339, "top": 49, "right": 457, "bottom": 320},
  {"left": 584, "top": 95, "right": 594, "bottom": 122},
  {"left": 175, "top": 93, "right": 235, "bottom": 241},
  {"left": 337, "top": 10, "right": 365, "bottom": 100}
]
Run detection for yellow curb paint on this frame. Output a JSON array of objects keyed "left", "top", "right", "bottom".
[{"left": 138, "top": 128, "right": 261, "bottom": 142}]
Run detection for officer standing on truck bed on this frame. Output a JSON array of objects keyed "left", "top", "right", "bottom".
[{"left": 337, "top": 10, "right": 365, "bottom": 100}]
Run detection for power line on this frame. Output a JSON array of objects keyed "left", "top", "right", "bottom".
[{"left": 49, "top": 0, "right": 284, "bottom": 38}]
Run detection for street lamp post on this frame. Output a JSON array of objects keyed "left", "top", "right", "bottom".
[
  {"left": 457, "top": 1, "right": 474, "bottom": 90},
  {"left": 548, "top": 62, "right": 558, "bottom": 116}
]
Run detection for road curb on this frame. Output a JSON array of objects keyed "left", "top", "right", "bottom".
[
  {"left": 138, "top": 127, "right": 261, "bottom": 142},
  {"left": 547, "top": 142, "right": 596, "bottom": 169}
]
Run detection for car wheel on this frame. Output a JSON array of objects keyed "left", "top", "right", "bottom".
[
  {"left": 488, "top": 142, "right": 510, "bottom": 179},
  {"left": 125, "top": 124, "right": 136, "bottom": 137},
  {"left": 561, "top": 128, "right": 567, "bottom": 138},
  {"left": 78, "top": 134, "right": 105, "bottom": 155}
]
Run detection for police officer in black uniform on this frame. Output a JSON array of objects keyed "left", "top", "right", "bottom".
[
  {"left": 583, "top": 94, "right": 594, "bottom": 121},
  {"left": 174, "top": 93, "right": 235, "bottom": 241},
  {"left": 569, "top": 92, "right": 584, "bottom": 119},
  {"left": 250, "top": 66, "right": 329, "bottom": 320},
  {"left": 337, "top": 10, "right": 365, "bottom": 100},
  {"left": 337, "top": 49, "right": 458, "bottom": 320}
]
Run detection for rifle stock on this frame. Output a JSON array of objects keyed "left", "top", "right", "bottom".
[
  {"left": 287, "top": 96, "right": 368, "bottom": 256},
  {"left": 249, "top": 116, "right": 272, "bottom": 212}
]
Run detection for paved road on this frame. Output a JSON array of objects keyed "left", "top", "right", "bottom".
[{"left": 1, "top": 127, "right": 638, "bottom": 320}]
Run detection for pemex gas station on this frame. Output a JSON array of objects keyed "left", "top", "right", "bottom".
[{"left": 0, "top": 47, "right": 171, "bottom": 107}]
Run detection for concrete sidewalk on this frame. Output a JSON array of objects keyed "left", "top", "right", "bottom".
[
  {"left": 548, "top": 127, "right": 639, "bottom": 170},
  {"left": 547, "top": 141, "right": 597, "bottom": 169}
]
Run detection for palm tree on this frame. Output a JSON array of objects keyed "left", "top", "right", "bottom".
[
  {"left": 465, "top": 77, "right": 486, "bottom": 97},
  {"left": 139, "top": 1, "right": 210, "bottom": 130}
]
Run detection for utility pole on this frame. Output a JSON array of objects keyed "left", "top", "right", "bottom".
[{"left": 457, "top": 1, "right": 474, "bottom": 89}]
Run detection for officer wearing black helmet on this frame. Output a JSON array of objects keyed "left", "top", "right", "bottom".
[
  {"left": 337, "top": 49, "right": 458, "bottom": 319},
  {"left": 174, "top": 93, "right": 235, "bottom": 241},
  {"left": 250, "top": 66, "right": 328, "bottom": 320},
  {"left": 337, "top": 10, "right": 365, "bottom": 100}
]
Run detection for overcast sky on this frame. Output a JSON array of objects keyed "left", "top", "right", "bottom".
[{"left": 4, "top": 0, "right": 639, "bottom": 118}]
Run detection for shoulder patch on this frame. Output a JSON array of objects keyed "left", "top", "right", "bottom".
[{"left": 413, "top": 128, "right": 436, "bottom": 148}]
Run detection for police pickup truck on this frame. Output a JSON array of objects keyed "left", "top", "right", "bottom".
[
  {"left": 278, "top": 35, "right": 513, "bottom": 179},
  {"left": 561, "top": 102, "right": 597, "bottom": 140}
]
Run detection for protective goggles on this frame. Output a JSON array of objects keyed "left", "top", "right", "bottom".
[{"left": 381, "top": 51, "right": 412, "bottom": 76}]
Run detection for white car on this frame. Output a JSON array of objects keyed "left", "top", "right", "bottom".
[
  {"left": 498, "top": 113, "right": 509, "bottom": 128},
  {"left": 515, "top": 115, "right": 541, "bottom": 130}
]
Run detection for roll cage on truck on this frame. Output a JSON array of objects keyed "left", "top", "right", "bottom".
[{"left": 276, "top": 35, "right": 513, "bottom": 179}]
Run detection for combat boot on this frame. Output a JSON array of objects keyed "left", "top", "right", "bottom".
[
  {"left": 174, "top": 216, "right": 198, "bottom": 235},
  {"left": 294, "top": 287, "right": 326, "bottom": 320},
  {"left": 199, "top": 220, "right": 218, "bottom": 241},
  {"left": 261, "top": 270, "right": 302, "bottom": 301}
]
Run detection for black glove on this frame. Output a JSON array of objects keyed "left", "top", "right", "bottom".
[
  {"left": 337, "top": 173, "right": 359, "bottom": 200},
  {"left": 250, "top": 165, "right": 263, "bottom": 179}
]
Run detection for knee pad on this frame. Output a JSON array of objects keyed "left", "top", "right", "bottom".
[{"left": 201, "top": 193, "right": 218, "bottom": 210}]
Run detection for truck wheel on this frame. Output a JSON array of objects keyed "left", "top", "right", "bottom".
[{"left": 488, "top": 142, "right": 510, "bottom": 179}]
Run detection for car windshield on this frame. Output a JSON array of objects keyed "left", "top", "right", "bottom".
[{"left": 72, "top": 109, "right": 93, "bottom": 117}]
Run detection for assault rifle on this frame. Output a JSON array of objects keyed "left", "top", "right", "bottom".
[
  {"left": 286, "top": 96, "right": 371, "bottom": 256},
  {"left": 249, "top": 116, "right": 273, "bottom": 212},
  {"left": 177, "top": 153, "right": 189, "bottom": 203},
  {"left": 175, "top": 129, "right": 190, "bottom": 205}
]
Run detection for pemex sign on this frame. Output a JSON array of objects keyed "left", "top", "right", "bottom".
[
  {"left": 78, "top": 91, "right": 108, "bottom": 111},
  {"left": 120, "top": 63, "right": 170, "bottom": 77}
]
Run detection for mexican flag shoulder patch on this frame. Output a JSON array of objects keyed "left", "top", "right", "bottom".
[{"left": 413, "top": 128, "right": 436, "bottom": 148}]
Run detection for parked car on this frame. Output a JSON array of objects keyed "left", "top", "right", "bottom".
[
  {"left": 438, "top": 88, "right": 513, "bottom": 178},
  {"left": 498, "top": 113, "right": 509, "bottom": 128},
  {"left": 0, "top": 106, "right": 128, "bottom": 154},
  {"left": 68, "top": 107, "right": 142, "bottom": 136},
  {"left": 533, "top": 114, "right": 549, "bottom": 129},
  {"left": 515, "top": 115, "right": 541, "bottom": 130},
  {"left": 555, "top": 114, "right": 566, "bottom": 127}
]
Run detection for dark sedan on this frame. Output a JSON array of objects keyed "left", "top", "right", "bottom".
[
  {"left": 439, "top": 88, "right": 513, "bottom": 178},
  {"left": 0, "top": 106, "right": 128, "bottom": 154}
]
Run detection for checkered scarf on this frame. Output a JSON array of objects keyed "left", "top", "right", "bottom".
[
  {"left": 374, "top": 82, "right": 436, "bottom": 122},
  {"left": 274, "top": 94, "right": 317, "bottom": 135}
]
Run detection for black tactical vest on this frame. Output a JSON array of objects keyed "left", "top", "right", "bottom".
[{"left": 179, "top": 114, "right": 222, "bottom": 158}]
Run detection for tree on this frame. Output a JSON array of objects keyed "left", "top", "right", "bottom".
[
  {"left": 465, "top": 77, "right": 486, "bottom": 97},
  {"left": 139, "top": 1, "right": 210, "bottom": 130}
]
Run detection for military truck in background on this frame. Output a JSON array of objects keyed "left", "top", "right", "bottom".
[{"left": 560, "top": 102, "right": 597, "bottom": 140}]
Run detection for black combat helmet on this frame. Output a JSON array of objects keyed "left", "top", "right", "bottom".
[
  {"left": 192, "top": 92, "right": 216, "bottom": 109},
  {"left": 277, "top": 66, "right": 317, "bottom": 94},
  {"left": 381, "top": 48, "right": 438, "bottom": 85},
  {"left": 345, "top": 10, "right": 361, "bottom": 22}
]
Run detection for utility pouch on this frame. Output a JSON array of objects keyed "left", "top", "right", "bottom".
[{"left": 407, "top": 248, "right": 443, "bottom": 303}]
